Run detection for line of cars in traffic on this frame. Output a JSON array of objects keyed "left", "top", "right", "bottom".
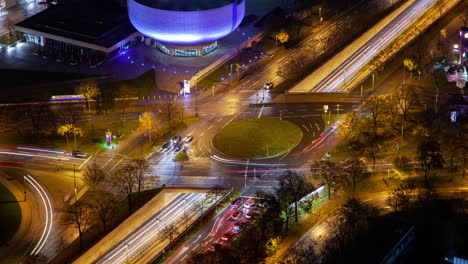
[
  {"left": 158, "top": 135, "right": 193, "bottom": 153},
  {"left": 208, "top": 198, "right": 262, "bottom": 253}
]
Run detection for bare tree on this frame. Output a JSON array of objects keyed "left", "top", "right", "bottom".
[
  {"left": 157, "top": 101, "right": 180, "bottom": 127},
  {"left": 343, "top": 159, "right": 367, "bottom": 192},
  {"left": 91, "top": 193, "right": 115, "bottom": 232},
  {"left": 195, "top": 195, "right": 212, "bottom": 216},
  {"left": 75, "top": 80, "right": 100, "bottom": 111},
  {"left": 396, "top": 84, "right": 413, "bottom": 121},
  {"left": 276, "top": 170, "right": 313, "bottom": 223},
  {"left": 161, "top": 222, "right": 179, "bottom": 244},
  {"left": 131, "top": 158, "right": 149, "bottom": 205},
  {"left": 363, "top": 95, "right": 386, "bottom": 135},
  {"left": 311, "top": 160, "right": 342, "bottom": 199},
  {"left": 69, "top": 202, "right": 93, "bottom": 250},
  {"left": 418, "top": 138, "right": 441, "bottom": 186},
  {"left": 83, "top": 161, "right": 106, "bottom": 192},
  {"left": 208, "top": 185, "right": 227, "bottom": 201},
  {"left": 385, "top": 183, "right": 416, "bottom": 213},
  {"left": 112, "top": 164, "right": 137, "bottom": 213}
]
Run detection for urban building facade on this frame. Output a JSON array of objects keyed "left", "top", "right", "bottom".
[{"left": 128, "top": 0, "right": 245, "bottom": 56}]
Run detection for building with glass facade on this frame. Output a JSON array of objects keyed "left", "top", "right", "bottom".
[
  {"left": 128, "top": 0, "right": 245, "bottom": 57},
  {"left": 14, "top": 0, "right": 139, "bottom": 64}
]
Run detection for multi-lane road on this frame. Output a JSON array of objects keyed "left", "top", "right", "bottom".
[
  {"left": 288, "top": 0, "right": 442, "bottom": 93},
  {"left": 92, "top": 193, "right": 207, "bottom": 264}
]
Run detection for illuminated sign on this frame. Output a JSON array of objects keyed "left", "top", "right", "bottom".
[
  {"left": 183, "top": 80, "right": 190, "bottom": 94},
  {"left": 450, "top": 111, "right": 457, "bottom": 123}
]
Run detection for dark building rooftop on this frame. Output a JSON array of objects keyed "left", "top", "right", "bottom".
[
  {"left": 15, "top": 0, "right": 136, "bottom": 48},
  {"left": 134, "top": 0, "right": 241, "bottom": 11}
]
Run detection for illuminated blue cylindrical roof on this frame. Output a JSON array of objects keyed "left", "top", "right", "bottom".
[{"left": 128, "top": 0, "right": 245, "bottom": 45}]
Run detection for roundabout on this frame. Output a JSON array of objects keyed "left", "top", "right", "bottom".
[{"left": 212, "top": 118, "right": 303, "bottom": 159}]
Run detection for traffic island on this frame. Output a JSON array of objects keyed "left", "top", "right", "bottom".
[{"left": 212, "top": 118, "right": 303, "bottom": 159}]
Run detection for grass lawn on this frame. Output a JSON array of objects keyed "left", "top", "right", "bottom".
[
  {"left": 0, "top": 119, "right": 139, "bottom": 154},
  {"left": 0, "top": 183, "right": 21, "bottom": 245},
  {"left": 212, "top": 118, "right": 303, "bottom": 159},
  {"left": 126, "top": 115, "right": 200, "bottom": 159}
]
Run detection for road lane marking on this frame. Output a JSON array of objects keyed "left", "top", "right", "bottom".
[
  {"left": 109, "top": 158, "right": 124, "bottom": 172},
  {"left": 78, "top": 154, "right": 93, "bottom": 169},
  {"left": 258, "top": 105, "right": 265, "bottom": 118},
  {"left": 100, "top": 157, "right": 114, "bottom": 169}
]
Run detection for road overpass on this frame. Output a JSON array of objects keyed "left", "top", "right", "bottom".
[{"left": 288, "top": 0, "right": 442, "bottom": 94}]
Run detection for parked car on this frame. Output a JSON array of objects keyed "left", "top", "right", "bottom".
[
  {"left": 232, "top": 222, "right": 242, "bottom": 233},
  {"left": 231, "top": 211, "right": 242, "bottom": 221},
  {"left": 208, "top": 242, "right": 223, "bottom": 252},
  {"left": 221, "top": 232, "right": 234, "bottom": 241},
  {"left": 230, "top": 199, "right": 242, "bottom": 209},
  {"left": 243, "top": 200, "right": 254, "bottom": 209}
]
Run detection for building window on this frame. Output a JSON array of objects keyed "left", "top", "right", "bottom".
[
  {"left": 202, "top": 41, "right": 217, "bottom": 55},
  {"left": 157, "top": 42, "right": 171, "bottom": 55},
  {"left": 174, "top": 49, "right": 199, "bottom": 57}
]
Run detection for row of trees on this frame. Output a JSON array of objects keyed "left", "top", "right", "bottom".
[{"left": 69, "top": 158, "right": 151, "bottom": 250}]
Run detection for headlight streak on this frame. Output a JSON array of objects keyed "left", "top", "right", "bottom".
[
  {"left": 318, "top": 0, "right": 434, "bottom": 93},
  {"left": 128, "top": 194, "right": 206, "bottom": 263},
  {"left": 289, "top": 0, "right": 438, "bottom": 93},
  {"left": 209, "top": 155, "right": 287, "bottom": 166},
  {"left": 25, "top": 175, "right": 53, "bottom": 256},
  {"left": 0, "top": 151, "right": 70, "bottom": 160},
  {"left": 97, "top": 193, "right": 206, "bottom": 264}
]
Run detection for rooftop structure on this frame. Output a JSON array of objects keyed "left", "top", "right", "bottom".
[
  {"left": 128, "top": 0, "right": 245, "bottom": 56},
  {"left": 14, "top": 0, "right": 140, "bottom": 64}
]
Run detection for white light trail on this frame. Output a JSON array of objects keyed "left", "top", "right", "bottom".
[
  {"left": 25, "top": 175, "right": 53, "bottom": 256},
  {"left": 0, "top": 151, "right": 70, "bottom": 160},
  {"left": 97, "top": 193, "right": 206, "bottom": 264},
  {"left": 316, "top": 0, "right": 433, "bottom": 93}
]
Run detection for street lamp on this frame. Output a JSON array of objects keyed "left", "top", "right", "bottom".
[
  {"left": 156, "top": 218, "right": 161, "bottom": 235},
  {"left": 323, "top": 105, "right": 331, "bottom": 157},
  {"left": 73, "top": 164, "right": 77, "bottom": 204},
  {"left": 23, "top": 175, "right": 27, "bottom": 202},
  {"left": 372, "top": 72, "right": 375, "bottom": 93},
  {"left": 183, "top": 198, "right": 187, "bottom": 216},
  {"left": 124, "top": 242, "right": 130, "bottom": 263},
  {"left": 73, "top": 123, "right": 77, "bottom": 151}
]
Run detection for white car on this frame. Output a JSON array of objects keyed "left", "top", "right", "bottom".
[
  {"left": 243, "top": 200, "right": 254, "bottom": 209},
  {"left": 263, "top": 82, "right": 273, "bottom": 90}
]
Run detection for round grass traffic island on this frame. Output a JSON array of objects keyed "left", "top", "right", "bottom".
[{"left": 212, "top": 118, "right": 303, "bottom": 159}]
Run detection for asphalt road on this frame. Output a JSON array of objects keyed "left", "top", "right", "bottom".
[
  {"left": 94, "top": 193, "right": 206, "bottom": 264},
  {"left": 164, "top": 197, "right": 259, "bottom": 264},
  {"left": 289, "top": 0, "right": 439, "bottom": 93}
]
